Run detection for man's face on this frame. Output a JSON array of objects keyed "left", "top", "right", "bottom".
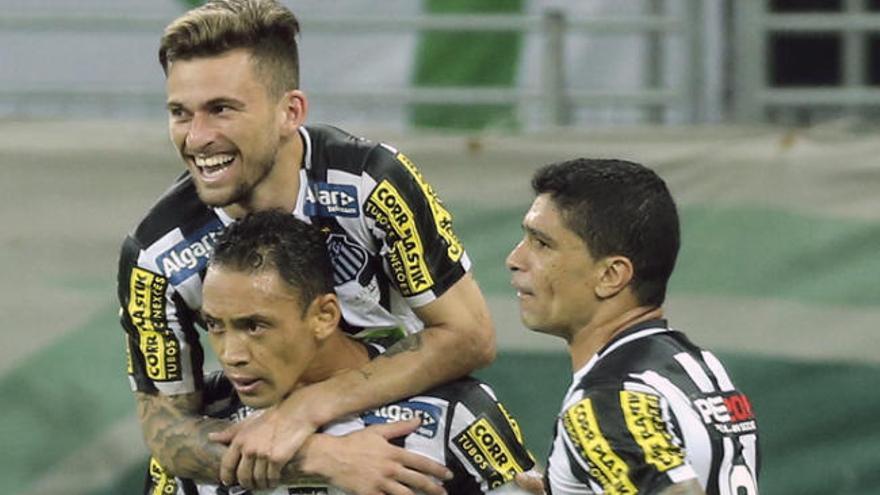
[
  {"left": 165, "top": 49, "right": 284, "bottom": 207},
  {"left": 202, "top": 265, "right": 316, "bottom": 408},
  {"left": 506, "top": 194, "right": 599, "bottom": 339}
]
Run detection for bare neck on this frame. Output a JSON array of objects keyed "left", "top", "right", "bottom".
[
  {"left": 569, "top": 304, "right": 664, "bottom": 372},
  {"left": 299, "top": 330, "right": 371, "bottom": 386}
]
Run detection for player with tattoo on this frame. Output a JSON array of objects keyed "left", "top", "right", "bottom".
[
  {"left": 142, "top": 211, "right": 535, "bottom": 494},
  {"left": 118, "top": 0, "right": 494, "bottom": 492}
]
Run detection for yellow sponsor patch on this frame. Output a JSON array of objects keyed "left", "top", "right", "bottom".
[
  {"left": 620, "top": 391, "right": 685, "bottom": 472},
  {"left": 148, "top": 457, "right": 178, "bottom": 495},
  {"left": 454, "top": 417, "right": 525, "bottom": 488},
  {"left": 395, "top": 152, "right": 464, "bottom": 263},
  {"left": 128, "top": 268, "right": 181, "bottom": 381},
  {"left": 563, "top": 399, "right": 637, "bottom": 495},
  {"left": 366, "top": 180, "right": 434, "bottom": 296}
]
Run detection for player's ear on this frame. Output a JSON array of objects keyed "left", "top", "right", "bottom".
[
  {"left": 594, "top": 255, "right": 633, "bottom": 299},
  {"left": 306, "top": 293, "right": 340, "bottom": 341},
  {"left": 278, "top": 89, "right": 307, "bottom": 137}
]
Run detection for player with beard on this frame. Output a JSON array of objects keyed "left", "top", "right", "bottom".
[{"left": 118, "top": 1, "right": 495, "bottom": 492}]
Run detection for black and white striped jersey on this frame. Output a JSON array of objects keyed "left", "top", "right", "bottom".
[
  {"left": 545, "top": 319, "right": 760, "bottom": 495},
  {"left": 145, "top": 370, "right": 537, "bottom": 495},
  {"left": 117, "top": 124, "right": 470, "bottom": 395}
]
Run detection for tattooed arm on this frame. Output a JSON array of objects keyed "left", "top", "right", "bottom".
[
  {"left": 135, "top": 391, "right": 229, "bottom": 481},
  {"left": 215, "top": 273, "right": 492, "bottom": 487},
  {"left": 136, "top": 391, "right": 318, "bottom": 482}
]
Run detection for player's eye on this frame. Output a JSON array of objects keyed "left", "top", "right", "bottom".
[{"left": 204, "top": 317, "right": 222, "bottom": 333}]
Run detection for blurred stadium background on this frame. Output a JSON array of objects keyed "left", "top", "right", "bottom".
[{"left": 2, "top": 0, "right": 880, "bottom": 493}]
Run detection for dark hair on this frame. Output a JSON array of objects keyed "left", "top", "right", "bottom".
[
  {"left": 210, "top": 210, "right": 333, "bottom": 313},
  {"left": 159, "top": 0, "right": 300, "bottom": 97},
  {"left": 532, "top": 158, "right": 680, "bottom": 306}
]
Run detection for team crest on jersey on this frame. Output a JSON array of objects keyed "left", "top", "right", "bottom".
[
  {"left": 326, "top": 234, "right": 368, "bottom": 285},
  {"left": 362, "top": 400, "right": 441, "bottom": 438},
  {"left": 155, "top": 220, "right": 223, "bottom": 285},
  {"left": 305, "top": 182, "right": 359, "bottom": 217}
]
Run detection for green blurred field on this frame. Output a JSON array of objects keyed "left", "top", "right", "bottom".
[{"left": 3, "top": 119, "right": 880, "bottom": 494}]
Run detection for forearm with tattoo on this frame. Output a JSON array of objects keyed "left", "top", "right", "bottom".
[
  {"left": 136, "top": 391, "right": 318, "bottom": 484},
  {"left": 136, "top": 391, "right": 229, "bottom": 482}
]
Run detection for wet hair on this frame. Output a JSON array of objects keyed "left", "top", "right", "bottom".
[
  {"left": 209, "top": 210, "right": 333, "bottom": 313},
  {"left": 532, "top": 158, "right": 680, "bottom": 306},
  {"left": 159, "top": 0, "right": 300, "bottom": 97}
]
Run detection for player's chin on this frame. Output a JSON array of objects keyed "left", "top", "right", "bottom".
[{"left": 194, "top": 184, "right": 237, "bottom": 208}]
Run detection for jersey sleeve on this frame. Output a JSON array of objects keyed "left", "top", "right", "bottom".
[
  {"left": 555, "top": 384, "right": 698, "bottom": 494},
  {"left": 117, "top": 234, "right": 203, "bottom": 395},
  {"left": 445, "top": 381, "right": 536, "bottom": 493},
  {"left": 361, "top": 144, "right": 470, "bottom": 308}
]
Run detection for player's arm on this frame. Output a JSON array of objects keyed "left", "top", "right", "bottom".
[
  {"left": 308, "top": 271, "right": 494, "bottom": 420},
  {"left": 135, "top": 390, "right": 230, "bottom": 480},
  {"left": 119, "top": 234, "right": 232, "bottom": 481},
  {"left": 137, "top": 388, "right": 447, "bottom": 490},
  {"left": 213, "top": 148, "right": 495, "bottom": 488}
]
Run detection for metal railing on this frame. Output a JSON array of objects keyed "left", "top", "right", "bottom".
[
  {"left": 733, "top": 0, "right": 880, "bottom": 122},
  {"left": 0, "top": 4, "right": 705, "bottom": 127}
]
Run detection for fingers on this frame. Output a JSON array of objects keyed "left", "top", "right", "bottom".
[
  {"left": 236, "top": 450, "right": 255, "bottom": 490},
  {"left": 219, "top": 441, "right": 241, "bottom": 487},
  {"left": 266, "top": 460, "right": 282, "bottom": 490},
  {"left": 252, "top": 456, "right": 269, "bottom": 490},
  {"left": 396, "top": 448, "right": 453, "bottom": 483},
  {"left": 369, "top": 416, "right": 422, "bottom": 440},
  {"left": 391, "top": 466, "right": 447, "bottom": 495}
]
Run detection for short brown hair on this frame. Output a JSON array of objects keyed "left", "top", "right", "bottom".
[{"left": 159, "top": 0, "right": 300, "bottom": 97}]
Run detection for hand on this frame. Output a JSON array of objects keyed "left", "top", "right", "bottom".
[
  {"left": 209, "top": 400, "right": 316, "bottom": 490},
  {"left": 514, "top": 470, "right": 545, "bottom": 495},
  {"left": 301, "top": 417, "right": 452, "bottom": 495}
]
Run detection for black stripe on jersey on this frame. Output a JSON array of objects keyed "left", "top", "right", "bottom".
[
  {"left": 305, "top": 124, "right": 378, "bottom": 177},
  {"left": 131, "top": 175, "right": 215, "bottom": 246},
  {"left": 434, "top": 378, "right": 536, "bottom": 490}
]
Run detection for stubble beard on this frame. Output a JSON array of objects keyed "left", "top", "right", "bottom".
[{"left": 195, "top": 148, "right": 279, "bottom": 209}]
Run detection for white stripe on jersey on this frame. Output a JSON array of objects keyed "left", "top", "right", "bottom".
[
  {"left": 674, "top": 352, "right": 716, "bottom": 393},
  {"left": 632, "top": 370, "right": 709, "bottom": 488},
  {"left": 546, "top": 426, "right": 597, "bottom": 495},
  {"left": 702, "top": 351, "right": 736, "bottom": 392}
]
